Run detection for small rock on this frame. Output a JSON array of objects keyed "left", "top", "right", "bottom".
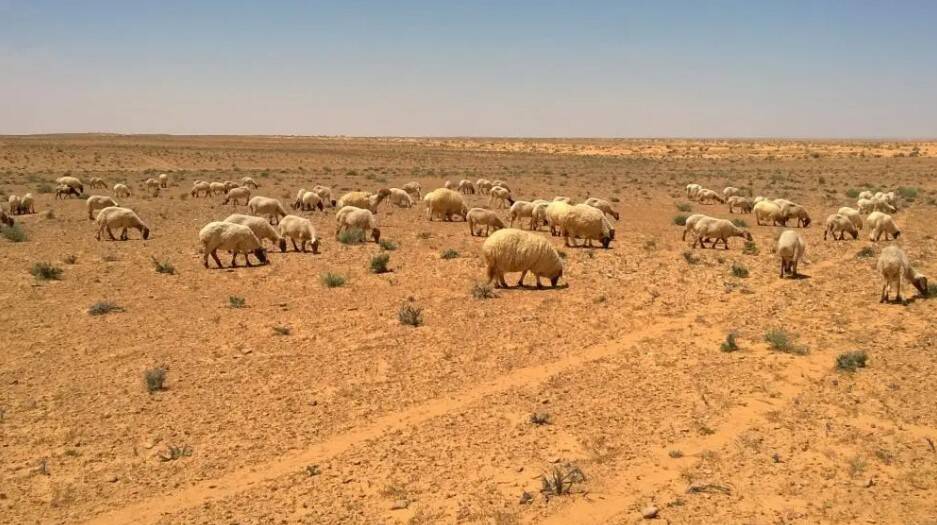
[
  {"left": 515, "top": 466, "right": 525, "bottom": 473},
  {"left": 106, "top": 474, "right": 119, "bottom": 483},
  {"left": 549, "top": 457, "right": 561, "bottom": 464},
  {"left": 641, "top": 505, "right": 659, "bottom": 519},
  {"left": 390, "top": 499, "right": 409, "bottom": 510},
  {"left": 519, "top": 491, "right": 533, "bottom": 505},
  {"left": 862, "top": 478, "right": 875, "bottom": 488},
  {"left": 771, "top": 453, "right": 782, "bottom": 463}
]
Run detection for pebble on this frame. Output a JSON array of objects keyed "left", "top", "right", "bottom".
[
  {"left": 390, "top": 499, "right": 409, "bottom": 510},
  {"left": 106, "top": 474, "right": 119, "bottom": 483},
  {"left": 641, "top": 505, "right": 659, "bottom": 519}
]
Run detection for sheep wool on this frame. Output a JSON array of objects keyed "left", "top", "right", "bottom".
[
  {"left": 224, "top": 214, "right": 288, "bottom": 252},
  {"left": 776, "top": 230, "right": 805, "bottom": 278},
  {"left": 199, "top": 221, "right": 268, "bottom": 268},
  {"left": 482, "top": 228, "right": 563, "bottom": 289},
  {"left": 423, "top": 188, "right": 468, "bottom": 221},
  {"left": 467, "top": 207, "right": 505, "bottom": 237},
  {"left": 277, "top": 215, "right": 320, "bottom": 253},
  {"left": 247, "top": 196, "right": 288, "bottom": 225},
  {"left": 564, "top": 204, "right": 614, "bottom": 248}
]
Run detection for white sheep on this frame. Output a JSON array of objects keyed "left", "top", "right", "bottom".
[
  {"left": 467, "top": 207, "right": 506, "bottom": 236},
  {"left": 564, "top": 204, "right": 614, "bottom": 248},
  {"left": 423, "top": 188, "right": 468, "bottom": 221},
  {"left": 823, "top": 213, "right": 858, "bottom": 240},
  {"left": 858, "top": 190, "right": 873, "bottom": 201},
  {"left": 444, "top": 180, "right": 456, "bottom": 190},
  {"left": 312, "top": 185, "right": 336, "bottom": 207},
  {"left": 871, "top": 196, "right": 896, "bottom": 213},
  {"left": 277, "top": 215, "right": 319, "bottom": 253},
  {"left": 727, "top": 196, "right": 753, "bottom": 214},
  {"left": 297, "top": 191, "right": 325, "bottom": 212},
  {"left": 199, "top": 221, "right": 268, "bottom": 268},
  {"left": 777, "top": 203, "right": 811, "bottom": 228},
  {"left": 56, "top": 176, "right": 84, "bottom": 194},
  {"left": 87, "top": 195, "right": 118, "bottom": 220},
  {"left": 877, "top": 245, "right": 928, "bottom": 303},
  {"left": 754, "top": 200, "right": 782, "bottom": 226},
  {"left": 95, "top": 207, "right": 150, "bottom": 241},
  {"left": 752, "top": 196, "right": 767, "bottom": 205},
  {"left": 696, "top": 188, "right": 725, "bottom": 204},
  {"left": 476, "top": 179, "right": 493, "bottom": 195},
  {"left": 857, "top": 198, "right": 875, "bottom": 214},
  {"left": 337, "top": 189, "right": 391, "bottom": 213},
  {"left": 544, "top": 200, "right": 573, "bottom": 236},
  {"left": 223, "top": 187, "right": 251, "bottom": 205},
  {"left": 335, "top": 206, "right": 381, "bottom": 243},
  {"left": 114, "top": 183, "right": 132, "bottom": 198},
  {"left": 291, "top": 188, "right": 308, "bottom": 209},
  {"left": 682, "top": 214, "right": 711, "bottom": 241},
  {"left": 247, "top": 196, "right": 288, "bottom": 225},
  {"left": 584, "top": 197, "right": 620, "bottom": 220},
  {"left": 224, "top": 213, "right": 288, "bottom": 252},
  {"left": 686, "top": 184, "right": 702, "bottom": 199},
  {"left": 692, "top": 217, "right": 753, "bottom": 249},
  {"left": 482, "top": 228, "right": 563, "bottom": 289},
  {"left": 723, "top": 186, "right": 741, "bottom": 198},
  {"left": 530, "top": 200, "right": 551, "bottom": 230},
  {"left": 7, "top": 195, "right": 22, "bottom": 215},
  {"left": 158, "top": 173, "right": 169, "bottom": 188},
  {"left": 240, "top": 176, "right": 259, "bottom": 189},
  {"left": 19, "top": 193, "right": 35, "bottom": 214},
  {"left": 776, "top": 229, "right": 806, "bottom": 278},
  {"left": 508, "top": 201, "right": 536, "bottom": 228},
  {"left": 144, "top": 177, "right": 160, "bottom": 193},
  {"left": 492, "top": 180, "right": 511, "bottom": 192},
  {"left": 458, "top": 179, "right": 476, "bottom": 194},
  {"left": 867, "top": 211, "right": 900, "bottom": 241},
  {"left": 90, "top": 177, "right": 107, "bottom": 189},
  {"left": 388, "top": 188, "right": 414, "bottom": 208},
  {"left": 837, "top": 207, "right": 863, "bottom": 231},
  {"left": 191, "top": 181, "right": 211, "bottom": 198},
  {"left": 209, "top": 182, "right": 227, "bottom": 196},
  {"left": 402, "top": 181, "right": 422, "bottom": 200},
  {"left": 55, "top": 184, "right": 80, "bottom": 199},
  {"left": 489, "top": 186, "right": 514, "bottom": 209}
]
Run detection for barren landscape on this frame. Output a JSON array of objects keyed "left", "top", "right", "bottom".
[{"left": 2, "top": 135, "right": 937, "bottom": 524}]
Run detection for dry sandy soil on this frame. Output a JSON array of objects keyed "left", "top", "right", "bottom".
[{"left": 1, "top": 135, "right": 937, "bottom": 524}]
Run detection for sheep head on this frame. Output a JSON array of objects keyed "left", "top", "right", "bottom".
[
  {"left": 912, "top": 274, "right": 928, "bottom": 296},
  {"left": 550, "top": 268, "right": 563, "bottom": 288},
  {"left": 742, "top": 231, "right": 754, "bottom": 241},
  {"left": 310, "top": 239, "right": 320, "bottom": 254},
  {"left": 330, "top": 199, "right": 337, "bottom": 207},
  {"left": 141, "top": 227, "right": 150, "bottom": 240},
  {"left": 802, "top": 216, "right": 812, "bottom": 228},
  {"left": 316, "top": 201, "right": 324, "bottom": 211},
  {"left": 254, "top": 248, "right": 268, "bottom": 264},
  {"left": 601, "top": 236, "right": 612, "bottom": 249}
]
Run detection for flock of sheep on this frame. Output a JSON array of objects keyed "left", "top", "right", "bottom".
[
  {"left": 1, "top": 173, "right": 928, "bottom": 303},
  {"left": 684, "top": 184, "right": 928, "bottom": 303}
]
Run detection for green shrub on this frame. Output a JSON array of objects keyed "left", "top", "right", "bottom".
[
  {"left": 720, "top": 332, "right": 739, "bottom": 352},
  {"left": 36, "top": 183, "right": 54, "bottom": 194},
  {"left": 1, "top": 224, "right": 27, "bottom": 242},
  {"left": 673, "top": 215, "right": 689, "bottom": 226},
  {"left": 144, "top": 367, "right": 167, "bottom": 393},
  {"left": 472, "top": 283, "right": 496, "bottom": 299},
  {"left": 30, "top": 262, "right": 63, "bottom": 281},
  {"left": 731, "top": 218, "right": 748, "bottom": 228},
  {"left": 321, "top": 272, "right": 346, "bottom": 288},
  {"left": 836, "top": 350, "right": 868, "bottom": 372},
  {"left": 378, "top": 239, "right": 398, "bottom": 251},
  {"left": 676, "top": 202, "right": 693, "bottom": 212},
  {"left": 897, "top": 187, "right": 919, "bottom": 201},
  {"left": 63, "top": 254, "right": 78, "bottom": 264},
  {"left": 682, "top": 251, "right": 699, "bottom": 264},
  {"left": 764, "top": 329, "right": 807, "bottom": 355},
  {"left": 370, "top": 253, "right": 391, "bottom": 274},
  {"left": 731, "top": 263, "right": 749, "bottom": 278},
  {"left": 440, "top": 248, "right": 459, "bottom": 260},
  {"left": 398, "top": 303, "right": 424, "bottom": 327},
  {"left": 151, "top": 257, "right": 176, "bottom": 275},
  {"left": 856, "top": 246, "right": 875, "bottom": 259},
  {"left": 88, "top": 301, "right": 123, "bottom": 316},
  {"left": 743, "top": 241, "right": 759, "bottom": 255},
  {"left": 846, "top": 189, "right": 860, "bottom": 199},
  {"left": 337, "top": 228, "right": 364, "bottom": 245},
  {"left": 228, "top": 295, "right": 246, "bottom": 308},
  {"left": 272, "top": 325, "right": 291, "bottom": 336}
]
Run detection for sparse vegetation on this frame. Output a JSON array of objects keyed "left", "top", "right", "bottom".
[
  {"left": 472, "top": 283, "right": 496, "bottom": 299},
  {"left": 836, "top": 350, "right": 868, "bottom": 372},
  {"left": 30, "top": 262, "right": 63, "bottom": 281},
  {"left": 272, "top": 325, "right": 291, "bottom": 336},
  {"left": 731, "top": 263, "right": 749, "bottom": 278},
  {"left": 530, "top": 412, "right": 551, "bottom": 425},
  {"left": 720, "top": 332, "right": 739, "bottom": 352},
  {"left": 228, "top": 295, "right": 246, "bottom": 308},
  {"left": 856, "top": 246, "right": 875, "bottom": 259},
  {"left": 743, "top": 241, "right": 759, "bottom": 255},
  {"left": 440, "top": 248, "right": 459, "bottom": 259},
  {"left": 682, "top": 250, "right": 699, "bottom": 264},
  {"left": 88, "top": 301, "right": 123, "bottom": 316},
  {"left": 144, "top": 366, "right": 167, "bottom": 393},
  {"left": 897, "top": 186, "right": 919, "bottom": 201},
  {"left": 158, "top": 445, "right": 192, "bottom": 462},
  {"left": 398, "top": 303, "right": 424, "bottom": 327},
  {"left": 846, "top": 188, "right": 860, "bottom": 198},
  {"left": 151, "top": 257, "right": 176, "bottom": 275},
  {"left": 63, "top": 254, "right": 78, "bottom": 264},
  {"left": 378, "top": 239, "right": 397, "bottom": 251},
  {"left": 337, "top": 227, "right": 364, "bottom": 245},
  {"left": 676, "top": 202, "right": 692, "bottom": 212},
  {"left": 673, "top": 214, "right": 689, "bottom": 226},
  {"left": 1, "top": 223, "right": 27, "bottom": 242},
  {"left": 540, "top": 465, "right": 585, "bottom": 498},
  {"left": 369, "top": 253, "right": 391, "bottom": 274},
  {"left": 321, "top": 272, "right": 346, "bottom": 288},
  {"left": 764, "top": 329, "right": 807, "bottom": 355}
]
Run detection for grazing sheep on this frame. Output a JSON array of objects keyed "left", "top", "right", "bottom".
[
  {"left": 86, "top": 195, "right": 118, "bottom": 220},
  {"left": 723, "top": 186, "right": 741, "bottom": 198},
  {"left": 277, "top": 215, "right": 319, "bottom": 253},
  {"left": 19, "top": 193, "right": 35, "bottom": 214},
  {"left": 388, "top": 188, "right": 414, "bottom": 208},
  {"left": 530, "top": 200, "right": 551, "bottom": 230},
  {"left": 337, "top": 188, "right": 391, "bottom": 213},
  {"left": 777, "top": 203, "right": 811, "bottom": 228},
  {"left": 114, "top": 183, "right": 132, "bottom": 198},
  {"left": 877, "top": 245, "right": 928, "bottom": 304},
  {"left": 682, "top": 214, "right": 712, "bottom": 241},
  {"left": 240, "top": 176, "right": 259, "bottom": 189},
  {"left": 199, "top": 221, "right": 268, "bottom": 268},
  {"left": 247, "top": 196, "right": 288, "bottom": 225},
  {"left": 224, "top": 214, "right": 288, "bottom": 252},
  {"left": 7, "top": 195, "right": 22, "bottom": 215},
  {"left": 223, "top": 181, "right": 240, "bottom": 192},
  {"left": 858, "top": 190, "right": 873, "bottom": 201},
  {"left": 692, "top": 217, "right": 753, "bottom": 249},
  {"left": 296, "top": 191, "right": 324, "bottom": 212},
  {"left": 544, "top": 200, "right": 573, "bottom": 236},
  {"left": 696, "top": 188, "right": 725, "bottom": 204},
  {"left": 444, "top": 180, "right": 456, "bottom": 190},
  {"left": 457, "top": 179, "right": 476, "bottom": 195},
  {"left": 882, "top": 191, "right": 897, "bottom": 208},
  {"left": 95, "top": 207, "right": 149, "bottom": 241},
  {"left": 223, "top": 187, "right": 251, "bottom": 205},
  {"left": 56, "top": 176, "right": 84, "bottom": 195},
  {"left": 837, "top": 207, "right": 863, "bottom": 231},
  {"left": 752, "top": 196, "right": 767, "bottom": 205},
  {"left": 564, "top": 204, "right": 615, "bottom": 248},
  {"left": 584, "top": 197, "right": 620, "bottom": 220},
  {"left": 312, "top": 185, "right": 336, "bottom": 207},
  {"left": 857, "top": 198, "right": 875, "bottom": 215},
  {"left": 492, "top": 180, "right": 511, "bottom": 192},
  {"left": 335, "top": 206, "right": 381, "bottom": 243},
  {"left": 476, "top": 179, "right": 493, "bottom": 195},
  {"left": 291, "top": 188, "right": 308, "bottom": 209},
  {"left": 823, "top": 213, "right": 858, "bottom": 240},
  {"left": 402, "top": 181, "right": 422, "bottom": 200},
  {"left": 508, "top": 201, "right": 537, "bottom": 228},
  {"left": 754, "top": 200, "right": 783, "bottom": 226},
  {"left": 55, "top": 184, "right": 80, "bottom": 199},
  {"left": 209, "top": 182, "right": 227, "bottom": 196},
  {"left": 686, "top": 184, "right": 702, "bottom": 199},
  {"left": 467, "top": 208, "right": 505, "bottom": 237},
  {"left": 423, "top": 188, "right": 468, "bottom": 221},
  {"left": 872, "top": 196, "right": 896, "bottom": 213},
  {"left": 489, "top": 186, "right": 514, "bottom": 209},
  {"left": 158, "top": 173, "right": 169, "bottom": 188},
  {"left": 90, "top": 177, "right": 107, "bottom": 189},
  {"left": 867, "top": 211, "right": 900, "bottom": 241},
  {"left": 727, "top": 196, "right": 753, "bottom": 214},
  {"left": 776, "top": 229, "right": 806, "bottom": 278},
  {"left": 482, "top": 229, "right": 563, "bottom": 289},
  {"left": 191, "top": 181, "right": 211, "bottom": 198},
  {"left": 144, "top": 178, "right": 160, "bottom": 192}
]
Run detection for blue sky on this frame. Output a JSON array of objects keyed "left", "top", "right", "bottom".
[{"left": 1, "top": 1, "right": 935, "bottom": 137}]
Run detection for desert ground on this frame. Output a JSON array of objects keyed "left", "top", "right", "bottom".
[{"left": 1, "top": 135, "right": 937, "bottom": 524}]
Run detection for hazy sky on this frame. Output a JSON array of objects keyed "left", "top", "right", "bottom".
[{"left": 2, "top": 1, "right": 936, "bottom": 137}]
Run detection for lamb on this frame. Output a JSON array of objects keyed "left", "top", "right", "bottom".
[
  {"left": 823, "top": 213, "right": 858, "bottom": 240},
  {"left": 335, "top": 206, "right": 381, "bottom": 243},
  {"left": 224, "top": 214, "right": 288, "bottom": 251},
  {"left": 240, "top": 176, "right": 259, "bottom": 189},
  {"left": 95, "top": 207, "right": 150, "bottom": 241},
  {"left": 402, "top": 181, "right": 422, "bottom": 200},
  {"left": 508, "top": 201, "right": 537, "bottom": 228},
  {"left": 489, "top": 186, "right": 514, "bottom": 208},
  {"left": 564, "top": 204, "right": 615, "bottom": 248},
  {"left": 55, "top": 184, "right": 80, "bottom": 199},
  {"left": 19, "top": 193, "right": 35, "bottom": 214},
  {"left": 296, "top": 191, "right": 325, "bottom": 211},
  {"left": 144, "top": 178, "right": 160, "bottom": 193},
  {"left": 877, "top": 245, "right": 928, "bottom": 304},
  {"left": 837, "top": 207, "right": 863, "bottom": 231},
  {"left": 544, "top": 200, "right": 573, "bottom": 236},
  {"left": 696, "top": 188, "right": 725, "bottom": 204},
  {"left": 858, "top": 190, "right": 873, "bottom": 201},
  {"left": 457, "top": 179, "right": 476, "bottom": 194},
  {"left": 777, "top": 203, "right": 811, "bottom": 228},
  {"left": 388, "top": 188, "right": 414, "bottom": 208},
  {"left": 583, "top": 197, "right": 620, "bottom": 220},
  {"left": 727, "top": 196, "right": 753, "bottom": 214},
  {"left": 686, "top": 184, "right": 702, "bottom": 200},
  {"left": 86, "top": 195, "right": 118, "bottom": 220},
  {"left": 8, "top": 195, "right": 22, "bottom": 215},
  {"left": 723, "top": 186, "right": 741, "bottom": 198},
  {"left": 692, "top": 217, "right": 753, "bottom": 249},
  {"left": 209, "top": 182, "right": 227, "bottom": 196},
  {"left": 114, "top": 183, "right": 132, "bottom": 198},
  {"left": 56, "top": 176, "right": 84, "bottom": 195},
  {"left": 277, "top": 214, "right": 319, "bottom": 253},
  {"left": 754, "top": 200, "right": 783, "bottom": 226},
  {"left": 312, "top": 185, "right": 337, "bottom": 207},
  {"left": 191, "top": 181, "right": 211, "bottom": 198},
  {"left": 223, "top": 187, "right": 251, "bottom": 205},
  {"left": 476, "top": 179, "right": 493, "bottom": 195},
  {"left": 423, "top": 188, "right": 468, "bottom": 221},
  {"left": 199, "top": 221, "right": 268, "bottom": 268},
  {"left": 158, "top": 173, "right": 169, "bottom": 188},
  {"left": 247, "top": 196, "right": 288, "bottom": 225},
  {"left": 337, "top": 188, "right": 391, "bottom": 213},
  {"left": 90, "top": 177, "right": 107, "bottom": 189},
  {"left": 482, "top": 229, "right": 563, "bottom": 289},
  {"left": 867, "top": 211, "right": 900, "bottom": 241},
  {"left": 776, "top": 230, "right": 806, "bottom": 278},
  {"left": 467, "top": 207, "right": 506, "bottom": 236},
  {"left": 682, "top": 214, "right": 711, "bottom": 241}
]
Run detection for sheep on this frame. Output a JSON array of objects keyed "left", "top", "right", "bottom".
[
  {"left": 856, "top": 198, "right": 875, "bottom": 214},
  {"left": 476, "top": 179, "right": 493, "bottom": 195},
  {"left": 158, "top": 173, "right": 169, "bottom": 188},
  {"left": 114, "top": 183, "right": 132, "bottom": 198},
  {"left": 8, "top": 195, "right": 22, "bottom": 215},
  {"left": 754, "top": 200, "right": 783, "bottom": 226},
  {"left": 335, "top": 206, "right": 381, "bottom": 243},
  {"left": 292, "top": 188, "right": 307, "bottom": 209},
  {"left": 457, "top": 179, "right": 476, "bottom": 195},
  {"left": 144, "top": 178, "right": 160, "bottom": 193},
  {"left": 777, "top": 203, "right": 811, "bottom": 228},
  {"left": 56, "top": 176, "right": 84, "bottom": 195},
  {"left": 0, "top": 209, "right": 12, "bottom": 227},
  {"left": 337, "top": 188, "right": 391, "bottom": 213},
  {"left": 723, "top": 186, "right": 741, "bottom": 198},
  {"left": 402, "top": 181, "right": 422, "bottom": 200},
  {"left": 423, "top": 188, "right": 468, "bottom": 221},
  {"left": 482, "top": 228, "right": 563, "bottom": 289},
  {"left": 752, "top": 196, "right": 767, "bottom": 205},
  {"left": 388, "top": 188, "right": 414, "bottom": 208},
  {"left": 247, "top": 196, "right": 288, "bottom": 225},
  {"left": 871, "top": 196, "right": 896, "bottom": 213},
  {"left": 882, "top": 191, "right": 897, "bottom": 208},
  {"left": 240, "top": 176, "right": 259, "bottom": 189},
  {"left": 877, "top": 245, "right": 928, "bottom": 304},
  {"left": 199, "top": 221, "right": 268, "bottom": 268},
  {"left": 489, "top": 186, "right": 514, "bottom": 209},
  {"left": 223, "top": 187, "right": 251, "bottom": 206},
  {"left": 508, "top": 201, "right": 537, "bottom": 228},
  {"left": 686, "top": 184, "right": 702, "bottom": 200},
  {"left": 776, "top": 230, "right": 806, "bottom": 278},
  {"left": 492, "top": 180, "right": 511, "bottom": 192},
  {"left": 467, "top": 208, "right": 505, "bottom": 237},
  {"left": 530, "top": 200, "right": 551, "bottom": 230},
  {"left": 312, "top": 185, "right": 336, "bottom": 207},
  {"left": 867, "top": 211, "right": 900, "bottom": 241},
  {"left": 55, "top": 184, "right": 80, "bottom": 199},
  {"left": 544, "top": 200, "right": 573, "bottom": 236},
  {"left": 277, "top": 215, "right": 319, "bottom": 253},
  {"left": 858, "top": 190, "right": 873, "bottom": 201},
  {"left": 837, "top": 207, "right": 863, "bottom": 231},
  {"left": 552, "top": 196, "right": 572, "bottom": 204},
  {"left": 692, "top": 217, "right": 753, "bottom": 249},
  {"left": 696, "top": 188, "right": 725, "bottom": 204},
  {"left": 19, "top": 193, "right": 35, "bottom": 214},
  {"left": 191, "top": 181, "right": 211, "bottom": 198},
  {"left": 444, "top": 180, "right": 456, "bottom": 190},
  {"left": 727, "top": 196, "right": 753, "bottom": 214},
  {"left": 95, "top": 207, "right": 150, "bottom": 241},
  {"left": 564, "top": 204, "right": 614, "bottom": 248},
  {"left": 224, "top": 213, "right": 288, "bottom": 252},
  {"left": 209, "top": 182, "right": 227, "bottom": 196},
  {"left": 773, "top": 198, "right": 796, "bottom": 208},
  {"left": 297, "top": 191, "right": 325, "bottom": 212},
  {"left": 682, "top": 214, "right": 711, "bottom": 241},
  {"left": 90, "top": 177, "right": 107, "bottom": 189},
  {"left": 583, "top": 197, "right": 620, "bottom": 220},
  {"left": 823, "top": 213, "right": 858, "bottom": 240},
  {"left": 86, "top": 195, "right": 118, "bottom": 220}
]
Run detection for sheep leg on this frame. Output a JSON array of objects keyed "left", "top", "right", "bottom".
[
  {"left": 880, "top": 282, "right": 888, "bottom": 303},
  {"left": 120, "top": 228, "right": 129, "bottom": 240},
  {"left": 780, "top": 259, "right": 786, "bottom": 278},
  {"left": 291, "top": 238, "right": 299, "bottom": 251},
  {"left": 230, "top": 252, "right": 239, "bottom": 267},
  {"left": 517, "top": 270, "right": 528, "bottom": 287},
  {"left": 895, "top": 279, "right": 903, "bottom": 304},
  {"left": 722, "top": 238, "right": 729, "bottom": 249},
  {"left": 499, "top": 274, "right": 509, "bottom": 288},
  {"left": 245, "top": 252, "right": 254, "bottom": 267},
  {"left": 210, "top": 250, "right": 223, "bottom": 268},
  {"left": 106, "top": 226, "right": 117, "bottom": 241},
  {"left": 535, "top": 276, "right": 543, "bottom": 289},
  {"left": 487, "top": 265, "right": 500, "bottom": 288}
]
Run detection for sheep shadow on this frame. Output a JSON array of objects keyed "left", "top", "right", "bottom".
[
  {"left": 503, "top": 283, "right": 570, "bottom": 292},
  {"left": 781, "top": 273, "right": 811, "bottom": 280}
]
